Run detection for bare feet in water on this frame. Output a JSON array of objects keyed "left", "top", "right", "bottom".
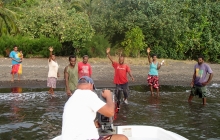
[{"left": 48, "top": 89, "right": 54, "bottom": 94}]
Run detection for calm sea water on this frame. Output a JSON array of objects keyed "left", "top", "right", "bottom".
[{"left": 0, "top": 84, "right": 220, "bottom": 140}]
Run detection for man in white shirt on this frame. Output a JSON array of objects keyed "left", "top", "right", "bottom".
[{"left": 61, "top": 76, "right": 128, "bottom": 140}]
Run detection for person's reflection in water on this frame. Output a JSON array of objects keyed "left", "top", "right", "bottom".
[
  {"left": 148, "top": 96, "right": 161, "bottom": 108},
  {"left": 46, "top": 96, "right": 57, "bottom": 112},
  {"left": 187, "top": 103, "right": 207, "bottom": 129},
  {"left": 10, "top": 87, "right": 25, "bottom": 122},
  {"left": 45, "top": 96, "right": 61, "bottom": 139},
  {"left": 148, "top": 96, "right": 161, "bottom": 122},
  {"left": 11, "top": 87, "right": 22, "bottom": 93}
]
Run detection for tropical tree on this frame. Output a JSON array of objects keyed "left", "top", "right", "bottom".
[
  {"left": 65, "top": 0, "right": 103, "bottom": 18},
  {"left": 0, "top": 0, "right": 19, "bottom": 36},
  {"left": 17, "top": 0, "right": 94, "bottom": 55},
  {"left": 121, "top": 26, "right": 145, "bottom": 57}
]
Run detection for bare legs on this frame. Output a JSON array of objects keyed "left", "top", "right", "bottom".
[
  {"left": 48, "top": 87, "right": 54, "bottom": 94},
  {"left": 188, "top": 95, "right": 206, "bottom": 105},
  {"left": 188, "top": 95, "right": 193, "bottom": 103},
  {"left": 149, "top": 85, "right": 159, "bottom": 97},
  {"left": 11, "top": 73, "right": 21, "bottom": 82},
  {"left": 17, "top": 74, "right": 20, "bottom": 81},
  {"left": 203, "top": 98, "right": 206, "bottom": 105},
  {"left": 11, "top": 73, "right": 14, "bottom": 82}
]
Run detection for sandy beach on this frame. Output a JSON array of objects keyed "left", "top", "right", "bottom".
[{"left": 0, "top": 57, "right": 219, "bottom": 89}]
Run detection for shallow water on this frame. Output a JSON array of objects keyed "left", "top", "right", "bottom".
[{"left": 0, "top": 85, "right": 220, "bottom": 140}]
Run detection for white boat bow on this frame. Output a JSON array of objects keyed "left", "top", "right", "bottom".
[{"left": 52, "top": 125, "right": 188, "bottom": 140}]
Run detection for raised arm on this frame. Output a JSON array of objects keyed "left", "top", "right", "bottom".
[
  {"left": 147, "top": 47, "right": 152, "bottom": 64},
  {"left": 157, "top": 60, "right": 164, "bottom": 70},
  {"left": 48, "top": 46, "right": 53, "bottom": 62},
  {"left": 106, "top": 47, "right": 114, "bottom": 64},
  {"left": 64, "top": 66, "right": 72, "bottom": 96},
  {"left": 157, "top": 64, "right": 161, "bottom": 70},
  {"left": 119, "top": 49, "right": 122, "bottom": 58}
]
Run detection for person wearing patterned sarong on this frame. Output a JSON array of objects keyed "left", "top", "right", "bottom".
[
  {"left": 47, "top": 47, "right": 59, "bottom": 94},
  {"left": 9, "top": 46, "right": 22, "bottom": 82},
  {"left": 147, "top": 48, "right": 164, "bottom": 97}
]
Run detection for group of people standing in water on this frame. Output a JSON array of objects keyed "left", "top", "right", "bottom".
[
  {"left": 9, "top": 45, "right": 213, "bottom": 140},
  {"left": 47, "top": 46, "right": 92, "bottom": 96},
  {"left": 9, "top": 45, "right": 213, "bottom": 105}
]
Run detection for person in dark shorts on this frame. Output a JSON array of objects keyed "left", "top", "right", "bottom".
[
  {"left": 106, "top": 48, "right": 134, "bottom": 104},
  {"left": 188, "top": 55, "right": 213, "bottom": 105},
  {"left": 147, "top": 48, "right": 164, "bottom": 97}
]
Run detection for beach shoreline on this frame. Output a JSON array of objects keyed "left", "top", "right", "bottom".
[{"left": 0, "top": 57, "right": 219, "bottom": 89}]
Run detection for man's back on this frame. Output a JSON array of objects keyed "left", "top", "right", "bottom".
[{"left": 61, "top": 89, "right": 105, "bottom": 140}]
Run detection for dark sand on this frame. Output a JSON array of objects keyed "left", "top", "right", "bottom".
[{"left": 0, "top": 57, "right": 219, "bottom": 89}]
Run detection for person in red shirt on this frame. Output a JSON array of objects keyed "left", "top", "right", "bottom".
[
  {"left": 78, "top": 55, "right": 92, "bottom": 78},
  {"left": 106, "top": 48, "right": 134, "bottom": 104}
]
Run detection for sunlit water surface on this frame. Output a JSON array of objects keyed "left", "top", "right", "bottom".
[{"left": 0, "top": 84, "right": 220, "bottom": 140}]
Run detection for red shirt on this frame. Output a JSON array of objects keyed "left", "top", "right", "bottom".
[
  {"left": 78, "top": 62, "right": 92, "bottom": 78},
  {"left": 112, "top": 62, "right": 130, "bottom": 84}
]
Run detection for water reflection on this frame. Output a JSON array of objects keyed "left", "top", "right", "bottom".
[
  {"left": 0, "top": 85, "right": 219, "bottom": 140},
  {"left": 10, "top": 87, "right": 25, "bottom": 123},
  {"left": 148, "top": 96, "right": 161, "bottom": 107},
  {"left": 147, "top": 96, "right": 161, "bottom": 122},
  {"left": 11, "top": 87, "right": 23, "bottom": 93}
]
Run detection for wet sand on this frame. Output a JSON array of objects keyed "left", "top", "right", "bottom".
[{"left": 0, "top": 57, "right": 219, "bottom": 89}]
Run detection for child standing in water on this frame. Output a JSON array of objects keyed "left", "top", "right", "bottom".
[{"left": 147, "top": 48, "right": 164, "bottom": 97}]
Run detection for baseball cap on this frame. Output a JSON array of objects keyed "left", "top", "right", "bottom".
[{"left": 78, "top": 76, "right": 96, "bottom": 90}]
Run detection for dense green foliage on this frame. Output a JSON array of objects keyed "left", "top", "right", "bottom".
[
  {"left": 0, "top": 0, "right": 19, "bottom": 36},
  {"left": 0, "top": 35, "right": 61, "bottom": 57},
  {"left": 0, "top": 0, "right": 220, "bottom": 62},
  {"left": 81, "top": 34, "right": 110, "bottom": 58},
  {"left": 121, "top": 26, "right": 145, "bottom": 57}
]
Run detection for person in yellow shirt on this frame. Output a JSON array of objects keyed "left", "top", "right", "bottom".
[{"left": 18, "top": 51, "right": 23, "bottom": 76}]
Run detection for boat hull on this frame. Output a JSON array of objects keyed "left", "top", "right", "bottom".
[{"left": 52, "top": 125, "right": 188, "bottom": 140}]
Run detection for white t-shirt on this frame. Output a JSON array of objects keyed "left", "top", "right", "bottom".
[
  {"left": 61, "top": 89, "right": 106, "bottom": 140},
  {"left": 48, "top": 60, "right": 59, "bottom": 78}
]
